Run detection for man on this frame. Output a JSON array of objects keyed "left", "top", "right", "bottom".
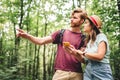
[{"left": 17, "top": 8, "right": 87, "bottom": 80}]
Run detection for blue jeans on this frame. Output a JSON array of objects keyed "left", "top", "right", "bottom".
[{"left": 84, "top": 61, "right": 114, "bottom": 80}]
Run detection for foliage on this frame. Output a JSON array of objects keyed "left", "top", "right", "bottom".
[{"left": 0, "top": 0, "right": 120, "bottom": 80}]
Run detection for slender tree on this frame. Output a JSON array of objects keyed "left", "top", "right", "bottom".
[{"left": 117, "top": 0, "right": 120, "bottom": 47}]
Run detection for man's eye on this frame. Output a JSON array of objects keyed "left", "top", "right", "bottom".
[
  {"left": 70, "top": 17, "right": 77, "bottom": 19},
  {"left": 73, "top": 17, "right": 77, "bottom": 19}
]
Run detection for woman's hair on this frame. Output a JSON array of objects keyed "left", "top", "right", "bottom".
[{"left": 86, "top": 18, "right": 100, "bottom": 44}]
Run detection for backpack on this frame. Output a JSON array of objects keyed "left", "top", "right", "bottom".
[{"left": 53, "top": 29, "right": 86, "bottom": 49}]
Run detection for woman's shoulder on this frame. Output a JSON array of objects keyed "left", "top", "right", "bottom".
[
  {"left": 96, "top": 33, "right": 108, "bottom": 43},
  {"left": 97, "top": 33, "right": 106, "bottom": 37},
  {"left": 97, "top": 33, "right": 107, "bottom": 39}
]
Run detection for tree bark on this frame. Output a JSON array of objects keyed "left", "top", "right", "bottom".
[
  {"left": 117, "top": 0, "right": 120, "bottom": 14},
  {"left": 77, "top": 0, "right": 81, "bottom": 7},
  {"left": 117, "top": 0, "right": 120, "bottom": 48},
  {"left": 0, "top": 31, "right": 3, "bottom": 64},
  {"left": 42, "top": 12, "right": 48, "bottom": 80},
  {"left": 19, "top": 0, "right": 24, "bottom": 29},
  {"left": 72, "top": 0, "right": 75, "bottom": 9}
]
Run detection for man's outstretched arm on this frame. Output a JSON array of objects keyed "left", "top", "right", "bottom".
[{"left": 17, "top": 29, "right": 53, "bottom": 45}]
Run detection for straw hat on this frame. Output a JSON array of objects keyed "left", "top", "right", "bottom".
[{"left": 89, "top": 15, "right": 102, "bottom": 29}]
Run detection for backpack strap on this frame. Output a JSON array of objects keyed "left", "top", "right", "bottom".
[
  {"left": 53, "top": 29, "right": 65, "bottom": 44},
  {"left": 53, "top": 29, "right": 86, "bottom": 48},
  {"left": 78, "top": 34, "right": 86, "bottom": 49},
  {"left": 59, "top": 29, "right": 65, "bottom": 44}
]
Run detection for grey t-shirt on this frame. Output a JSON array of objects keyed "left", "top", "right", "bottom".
[{"left": 85, "top": 33, "right": 110, "bottom": 63}]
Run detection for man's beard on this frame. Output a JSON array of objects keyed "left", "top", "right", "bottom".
[{"left": 70, "top": 23, "right": 80, "bottom": 28}]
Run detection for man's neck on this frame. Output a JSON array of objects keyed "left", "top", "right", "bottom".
[{"left": 70, "top": 27, "right": 81, "bottom": 33}]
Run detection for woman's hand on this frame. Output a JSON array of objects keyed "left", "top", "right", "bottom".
[{"left": 77, "top": 50, "right": 84, "bottom": 55}]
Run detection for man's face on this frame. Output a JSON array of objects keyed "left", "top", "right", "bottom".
[{"left": 70, "top": 13, "right": 83, "bottom": 27}]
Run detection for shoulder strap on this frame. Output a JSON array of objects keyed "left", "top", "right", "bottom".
[
  {"left": 59, "top": 29, "right": 65, "bottom": 44},
  {"left": 78, "top": 34, "right": 86, "bottom": 49},
  {"left": 53, "top": 29, "right": 65, "bottom": 44}
]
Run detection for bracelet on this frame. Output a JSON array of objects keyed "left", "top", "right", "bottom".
[{"left": 83, "top": 52, "right": 86, "bottom": 56}]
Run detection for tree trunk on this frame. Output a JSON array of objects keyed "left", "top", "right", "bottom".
[
  {"left": 117, "top": 0, "right": 120, "bottom": 48},
  {"left": 35, "top": 11, "right": 40, "bottom": 79},
  {"left": 77, "top": 0, "right": 81, "bottom": 7},
  {"left": 43, "top": 22, "right": 47, "bottom": 80},
  {"left": 32, "top": 45, "right": 37, "bottom": 80},
  {"left": 19, "top": 0, "right": 24, "bottom": 29},
  {"left": 72, "top": 0, "right": 75, "bottom": 9},
  {"left": 36, "top": 46, "right": 40, "bottom": 79},
  {"left": 28, "top": 43, "right": 32, "bottom": 78},
  {"left": 117, "top": 0, "right": 120, "bottom": 15},
  {"left": 0, "top": 31, "right": 3, "bottom": 64}
]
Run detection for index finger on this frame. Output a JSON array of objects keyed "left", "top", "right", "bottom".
[{"left": 17, "top": 29, "right": 25, "bottom": 33}]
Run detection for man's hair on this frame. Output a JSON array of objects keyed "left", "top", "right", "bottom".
[{"left": 72, "top": 8, "right": 87, "bottom": 20}]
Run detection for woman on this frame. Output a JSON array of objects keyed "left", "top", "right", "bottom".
[{"left": 64, "top": 15, "right": 113, "bottom": 80}]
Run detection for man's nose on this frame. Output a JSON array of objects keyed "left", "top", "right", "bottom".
[{"left": 71, "top": 18, "right": 73, "bottom": 22}]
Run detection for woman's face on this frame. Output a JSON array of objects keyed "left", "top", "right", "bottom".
[{"left": 83, "top": 19, "right": 92, "bottom": 33}]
